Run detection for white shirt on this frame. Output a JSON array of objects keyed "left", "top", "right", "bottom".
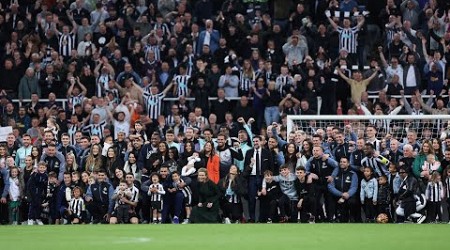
[
  {"left": 9, "top": 177, "right": 20, "bottom": 201},
  {"left": 251, "top": 148, "right": 261, "bottom": 176},
  {"left": 203, "top": 31, "right": 211, "bottom": 46},
  {"left": 113, "top": 120, "right": 130, "bottom": 139},
  {"left": 405, "top": 66, "right": 416, "bottom": 87},
  {"left": 386, "top": 65, "right": 404, "bottom": 87}
]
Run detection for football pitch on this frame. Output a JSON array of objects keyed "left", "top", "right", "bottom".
[{"left": 1, "top": 224, "right": 449, "bottom": 249}]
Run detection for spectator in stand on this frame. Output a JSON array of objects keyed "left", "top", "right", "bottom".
[{"left": 218, "top": 65, "right": 239, "bottom": 98}]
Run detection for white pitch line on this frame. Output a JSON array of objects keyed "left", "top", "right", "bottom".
[{"left": 111, "top": 237, "right": 152, "bottom": 244}]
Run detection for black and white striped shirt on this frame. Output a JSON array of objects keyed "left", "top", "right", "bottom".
[
  {"left": 426, "top": 181, "right": 444, "bottom": 202},
  {"left": 67, "top": 124, "right": 79, "bottom": 146},
  {"left": 58, "top": 32, "right": 77, "bottom": 57},
  {"left": 145, "top": 45, "right": 161, "bottom": 62},
  {"left": 239, "top": 70, "right": 255, "bottom": 93},
  {"left": 173, "top": 74, "right": 190, "bottom": 97},
  {"left": 337, "top": 26, "right": 359, "bottom": 54},
  {"left": 361, "top": 155, "right": 390, "bottom": 177},
  {"left": 149, "top": 183, "right": 165, "bottom": 202},
  {"left": 165, "top": 115, "right": 187, "bottom": 127},
  {"left": 153, "top": 23, "right": 170, "bottom": 37},
  {"left": 185, "top": 54, "right": 195, "bottom": 76},
  {"left": 96, "top": 74, "right": 112, "bottom": 97},
  {"left": 69, "top": 94, "right": 85, "bottom": 108},
  {"left": 275, "top": 74, "right": 293, "bottom": 96},
  {"left": 69, "top": 197, "right": 85, "bottom": 218},
  {"left": 143, "top": 92, "right": 165, "bottom": 120},
  {"left": 174, "top": 179, "right": 192, "bottom": 204},
  {"left": 82, "top": 120, "right": 107, "bottom": 139}
]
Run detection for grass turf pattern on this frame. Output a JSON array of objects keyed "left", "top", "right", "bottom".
[{"left": 1, "top": 224, "right": 449, "bottom": 249}]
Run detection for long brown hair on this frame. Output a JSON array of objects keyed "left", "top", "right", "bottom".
[
  {"left": 202, "top": 141, "right": 216, "bottom": 163},
  {"left": 85, "top": 144, "right": 103, "bottom": 172},
  {"left": 419, "top": 140, "right": 434, "bottom": 156}
]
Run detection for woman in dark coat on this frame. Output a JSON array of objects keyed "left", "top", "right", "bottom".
[{"left": 191, "top": 168, "right": 220, "bottom": 223}]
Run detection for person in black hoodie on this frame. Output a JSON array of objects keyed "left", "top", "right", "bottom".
[
  {"left": 218, "top": 165, "right": 247, "bottom": 223},
  {"left": 258, "top": 170, "right": 283, "bottom": 223},
  {"left": 294, "top": 167, "right": 317, "bottom": 223}
]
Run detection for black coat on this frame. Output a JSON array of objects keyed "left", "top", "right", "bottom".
[{"left": 398, "top": 175, "right": 419, "bottom": 202}]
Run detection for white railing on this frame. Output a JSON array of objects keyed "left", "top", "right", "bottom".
[{"left": 11, "top": 94, "right": 439, "bottom": 113}]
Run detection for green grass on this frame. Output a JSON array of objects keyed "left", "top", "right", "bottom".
[{"left": 1, "top": 224, "right": 449, "bottom": 249}]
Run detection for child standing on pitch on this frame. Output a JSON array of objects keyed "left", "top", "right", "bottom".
[
  {"left": 113, "top": 181, "right": 132, "bottom": 224},
  {"left": 148, "top": 173, "right": 166, "bottom": 224},
  {"left": 377, "top": 175, "right": 392, "bottom": 221},
  {"left": 360, "top": 167, "right": 378, "bottom": 222},
  {"left": 425, "top": 172, "right": 444, "bottom": 223},
  {"left": 27, "top": 162, "right": 48, "bottom": 225},
  {"left": 8, "top": 167, "right": 23, "bottom": 225}
]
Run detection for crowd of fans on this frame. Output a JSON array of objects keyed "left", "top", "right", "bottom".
[{"left": 0, "top": 0, "right": 450, "bottom": 225}]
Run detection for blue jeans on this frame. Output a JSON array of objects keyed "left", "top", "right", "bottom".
[{"left": 264, "top": 106, "right": 280, "bottom": 126}]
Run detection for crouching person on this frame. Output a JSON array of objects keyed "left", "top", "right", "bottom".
[
  {"left": 262, "top": 165, "right": 298, "bottom": 222},
  {"left": 294, "top": 167, "right": 317, "bottom": 223}
]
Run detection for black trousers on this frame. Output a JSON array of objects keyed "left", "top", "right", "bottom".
[
  {"left": 329, "top": 196, "right": 359, "bottom": 223},
  {"left": 363, "top": 198, "right": 376, "bottom": 221},
  {"left": 0, "top": 202, "right": 8, "bottom": 224},
  {"left": 86, "top": 201, "right": 108, "bottom": 223},
  {"left": 298, "top": 196, "right": 316, "bottom": 222},
  {"left": 426, "top": 201, "right": 441, "bottom": 222},
  {"left": 315, "top": 184, "right": 331, "bottom": 221},
  {"left": 222, "top": 201, "right": 242, "bottom": 221}
]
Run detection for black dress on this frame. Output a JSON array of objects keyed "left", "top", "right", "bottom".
[{"left": 191, "top": 180, "right": 220, "bottom": 223}]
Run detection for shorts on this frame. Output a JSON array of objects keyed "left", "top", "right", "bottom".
[
  {"left": 151, "top": 201, "right": 163, "bottom": 212},
  {"left": 183, "top": 195, "right": 192, "bottom": 207}
]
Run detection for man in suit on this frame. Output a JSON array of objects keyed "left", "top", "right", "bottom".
[{"left": 243, "top": 136, "right": 274, "bottom": 222}]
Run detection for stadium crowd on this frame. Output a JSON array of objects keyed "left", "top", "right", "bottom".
[{"left": 0, "top": 0, "right": 450, "bottom": 225}]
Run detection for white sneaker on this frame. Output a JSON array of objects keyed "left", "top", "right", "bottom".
[
  {"left": 27, "top": 219, "right": 34, "bottom": 225},
  {"left": 35, "top": 219, "right": 44, "bottom": 225},
  {"left": 182, "top": 219, "right": 190, "bottom": 224},
  {"left": 417, "top": 215, "right": 426, "bottom": 224},
  {"left": 224, "top": 217, "right": 231, "bottom": 224}
]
